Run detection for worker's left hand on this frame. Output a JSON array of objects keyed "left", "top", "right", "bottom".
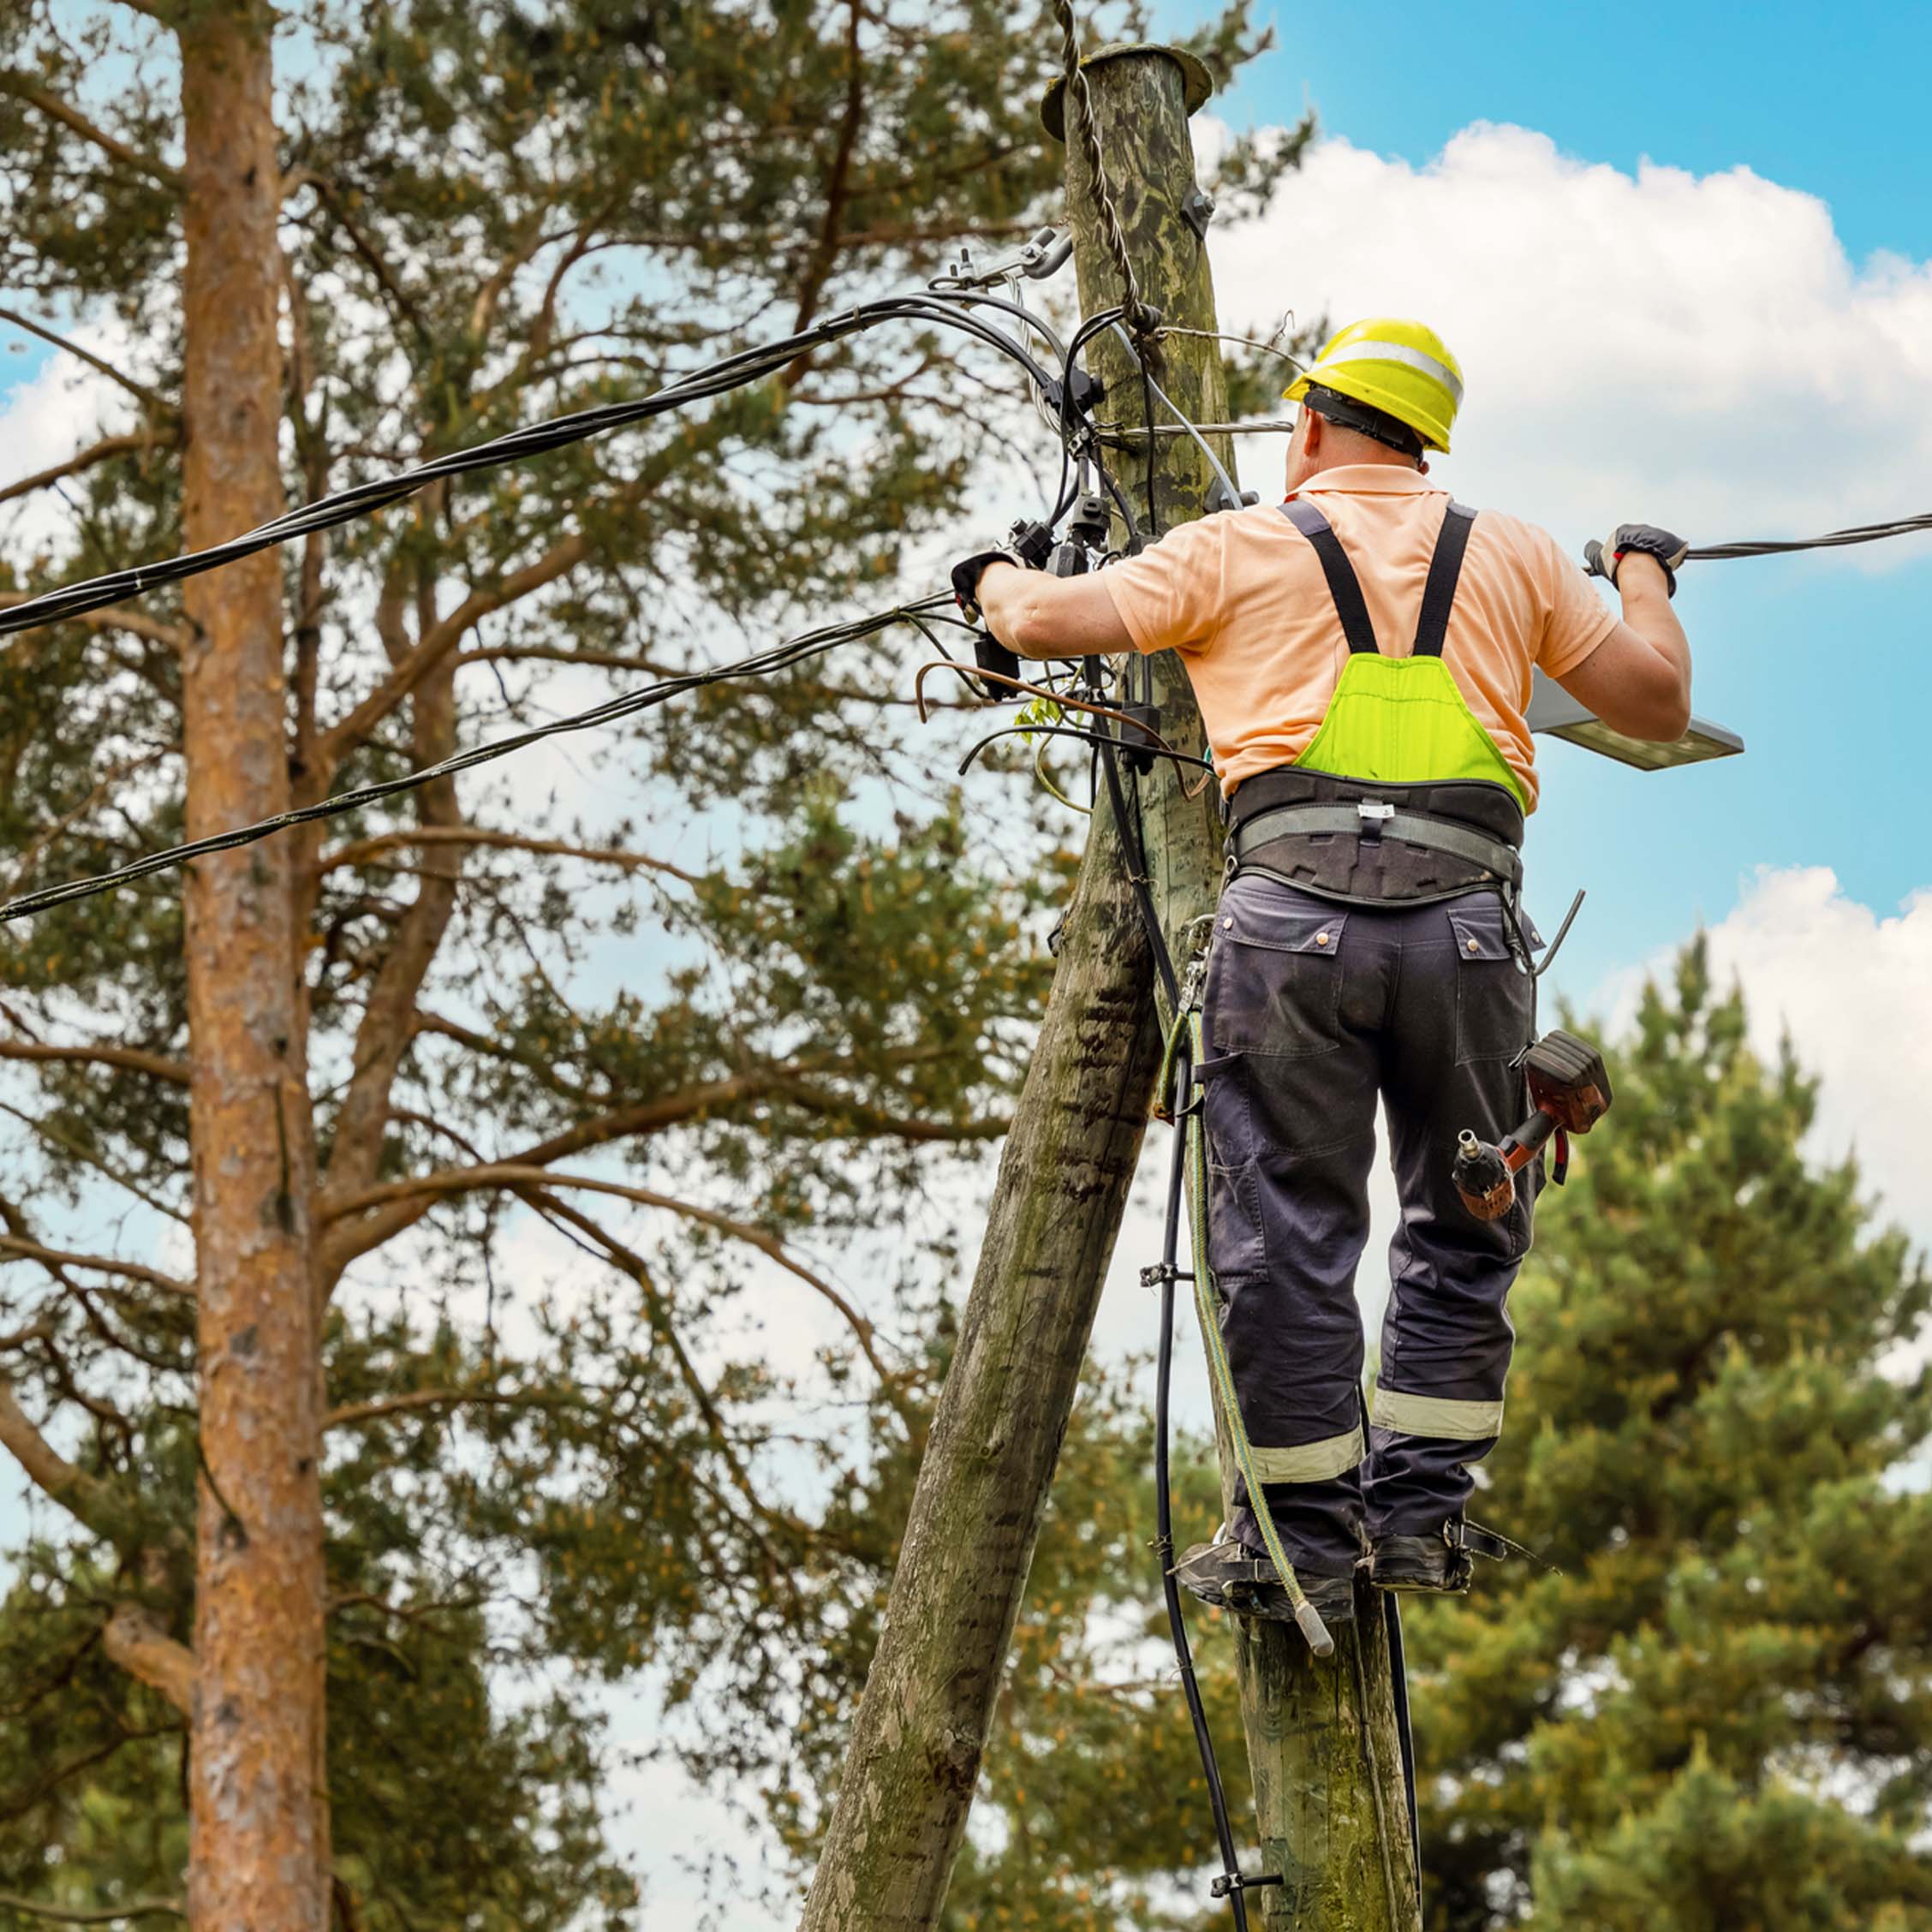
[
  {"left": 950, "top": 548, "right": 1022, "bottom": 625},
  {"left": 1583, "top": 523, "right": 1690, "bottom": 597}
]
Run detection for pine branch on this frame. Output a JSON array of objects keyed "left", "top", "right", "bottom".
[
  {"left": 317, "top": 826, "right": 702, "bottom": 887},
  {"left": 324, "top": 1162, "right": 890, "bottom": 1373},
  {"left": 99, "top": 1604, "right": 193, "bottom": 1718},
  {"left": 0, "top": 1100, "right": 188, "bottom": 1224},
  {"left": 0, "top": 75, "right": 183, "bottom": 191},
  {"left": 315, "top": 532, "right": 589, "bottom": 768},
  {"left": 0, "top": 1368, "right": 111, "bottom": 1534},
  {"left": 0, "top": 1236, "right": 191, "bottom": 1298},
  {"left": 0, "top": 429, "right": 176, "bottom": 507},
  {"left": 0, "top": 1041, "right": 189, "bottom": 1088},
  {"left": 0, "top": 1890, "right": 184, "bottom": 1923},
  {"left": 0, "top": 587, "right": 190, "bottom": 651},
  {"left": 323, "top": 1386, "right": 584, "bottom": 1431}
]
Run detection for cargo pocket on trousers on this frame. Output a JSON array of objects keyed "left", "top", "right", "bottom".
[
  {"left": 1206, "top": 889, "right": 1348, "bottom": 1059},
  {"left": 1196, "top": 1052, "right": 1267, "bottom": 1282},
  {"left": 1449, "top": 897, "right": 1535, "bottom": 1065}
]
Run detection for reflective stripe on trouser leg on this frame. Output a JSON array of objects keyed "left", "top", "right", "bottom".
[
  {"left": 1198, "top": 877, "right": 1390, "bottom": 1575},
  {"left": 1369, "top": 1391, "right": 1503, "bottom": 1439},
  {"left": 1364, "top": 888, "right": 1538, "bottom": 1540},
  {"left": 1250, "top": 1426, "right": 1366, "bottom": 1485}
]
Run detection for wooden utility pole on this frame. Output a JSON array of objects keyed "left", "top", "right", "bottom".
[{"left": 802, "top": 42, "right": 1418, "bottom": 1932}]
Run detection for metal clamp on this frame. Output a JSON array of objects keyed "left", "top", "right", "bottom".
[
  {"left": 1209, "top": 1871, "right": 1285, "bottom": 1899},
  {"left": 1139, "top": 1262, "right": 1194, "bottom": 1288},
  {"left": 928, "top": 226, "right": 1073, "bottom": 290}
]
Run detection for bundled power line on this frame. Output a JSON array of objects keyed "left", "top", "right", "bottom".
[
  {"left": 0, "top": 291, "right": 1063, "bottom": 641},
  {"left": 0, "top": 596, "right": 963, "bottom": 924}
]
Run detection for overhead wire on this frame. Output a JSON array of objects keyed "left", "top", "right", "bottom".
[
  {"left": 1688, "top": 510, "right": 1932, "bottom": 561},
  {"left": 0, "top": 596, "right": 956, "bottom": 924},
  {"left": 0, "top": 295, "right": 1061, "bottom": 642}
]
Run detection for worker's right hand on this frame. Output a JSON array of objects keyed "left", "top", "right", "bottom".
[{"left": 1583, "top": 523, "right": 1690, "bottom": 598}]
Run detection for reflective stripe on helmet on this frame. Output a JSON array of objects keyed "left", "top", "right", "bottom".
[{"left": 1317, "top": 337, "right": 1464, "bottom": 404}]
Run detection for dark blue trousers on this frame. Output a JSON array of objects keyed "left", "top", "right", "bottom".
[{"left": 1197, "top": 874, "right": 1541, "bottom": 1576}]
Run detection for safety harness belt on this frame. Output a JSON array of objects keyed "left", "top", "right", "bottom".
[{"left": 1231, "top": 801, "right": 1522, "bottom": 886}]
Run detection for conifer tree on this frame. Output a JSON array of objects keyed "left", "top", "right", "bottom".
[
  {"left": 1406, "top": 942, "right": 1932, "bottom": 1931},
  {"left": 0, "top": 2, "right": 1281, "bottom": 1923}
]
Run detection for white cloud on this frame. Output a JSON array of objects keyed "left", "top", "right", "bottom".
[
  {"left": 1600, "top": 865, "right": 1932, "bottom": 1255},
  {"left": 0, "top": 326, "right": 142, "bottom": 554},
  {"left": 1206, "top": 122, "right": 1932, "bottom": 558}
]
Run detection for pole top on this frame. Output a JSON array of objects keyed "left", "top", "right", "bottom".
[{"left": 1041, "top": 41, "right": 1214, "bottom": 143}]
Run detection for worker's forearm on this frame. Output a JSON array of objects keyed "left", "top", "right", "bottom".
[
  {"left": 1617, "top": 554, "right": 1691, "bottom": 710},
  {"left": 975, "top": 561, "right": 1133, "bottom": 659},
  {"left": 977, "top": 563, "right": 1057, "bottom": 659}
]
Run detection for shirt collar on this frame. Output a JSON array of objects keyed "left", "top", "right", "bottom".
[{"left": 1290, "top": 463, "right": 1437, "bottom": 498}]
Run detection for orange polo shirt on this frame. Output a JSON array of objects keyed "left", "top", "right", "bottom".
[{"left": 1099, "top": 466, "right": 1617, "bottom": 811}]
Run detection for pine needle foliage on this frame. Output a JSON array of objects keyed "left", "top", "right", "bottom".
[{"left": 1406, "top": 940, "right": 1932, "bottom": 1932}]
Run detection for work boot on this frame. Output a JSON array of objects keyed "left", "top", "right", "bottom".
[
  {"left": 1368, "top": 1518, "right": 1512, "bottom": 1595},
  {"left": 1172, "top": 1535, "right": 1357, "bottom": 1626}
]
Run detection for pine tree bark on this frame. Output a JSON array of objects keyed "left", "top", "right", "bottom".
[
  {"left": 178, "top": 9, "right": 329, "bottom": 1929},
  {"left": 801, "top": 45, "right": 1238, "bottom": 1932}
]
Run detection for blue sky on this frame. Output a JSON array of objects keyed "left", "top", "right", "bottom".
[{"left": 1191, "top": 0, "right": 1932, "bottom": 265}]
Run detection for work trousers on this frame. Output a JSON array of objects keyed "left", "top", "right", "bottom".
[{"left": 1197, "top": 873, "right": 1541, "bottom": 1576}]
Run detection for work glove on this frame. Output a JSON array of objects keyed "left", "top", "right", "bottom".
[
  {"left": 1583, "top": 523, "right": 1690, "bottom": 598},
  {"left": 950, "top": 548, "right": 1021, "bottom": 626}
]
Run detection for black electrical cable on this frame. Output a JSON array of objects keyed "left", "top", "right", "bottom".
[
  {"left": 0, "top": 595, "right": 954, "bottom": 924},
  {"left": 0, "top": 295, "right": 1060, "bottom": 642},
  {"left": 1687, "top": 510, "right": 1932, "bottom": 561},
  {"left": 1153, "top": 1070, "right": 1255, "bottom": 1932},
  {"left": 955, "top": 720, "right": 1212, "bottom": 779}
]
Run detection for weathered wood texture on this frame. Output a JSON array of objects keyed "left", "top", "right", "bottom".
[
  {"left": 797, "top": 46, "right": 1235, "bottom": 1932},
  {"left": 178, "top": 9, "right": 330, "bottom": 1929},
  {"left": 1068, "top": 47, "right": 1421, "bottom": 1932}
]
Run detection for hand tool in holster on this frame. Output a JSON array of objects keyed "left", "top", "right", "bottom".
[{"left": 1452, "top": 1028, "right": 1613, "bottom": 1219}]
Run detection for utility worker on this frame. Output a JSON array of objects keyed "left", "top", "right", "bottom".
[{"left": 955, "top": 319, "right": 1691, "bottom": 1628}]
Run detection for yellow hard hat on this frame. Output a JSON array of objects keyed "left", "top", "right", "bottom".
[{"left": 1284, "top": 317, "right": 1464, "bottom": 454}]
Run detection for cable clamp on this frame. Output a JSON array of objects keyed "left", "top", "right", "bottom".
[
  {"left": 1209, "top": 1872, "right": 1285, "bottom": 1899},
  {"left": 1139, "top": 1263, "right": 1193, "bottom": 1289}
]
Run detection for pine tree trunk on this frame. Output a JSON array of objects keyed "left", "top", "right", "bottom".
[{"left": 178, "top": 9, "right": 328, "bottom": 1928}]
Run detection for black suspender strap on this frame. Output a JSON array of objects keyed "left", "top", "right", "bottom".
[
  {"left": 1280, "top": 499, "right": 1379, "bottom": 655},
  {"left": 1412, "top": 501, "right": 1476, "bottom": 659}
]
